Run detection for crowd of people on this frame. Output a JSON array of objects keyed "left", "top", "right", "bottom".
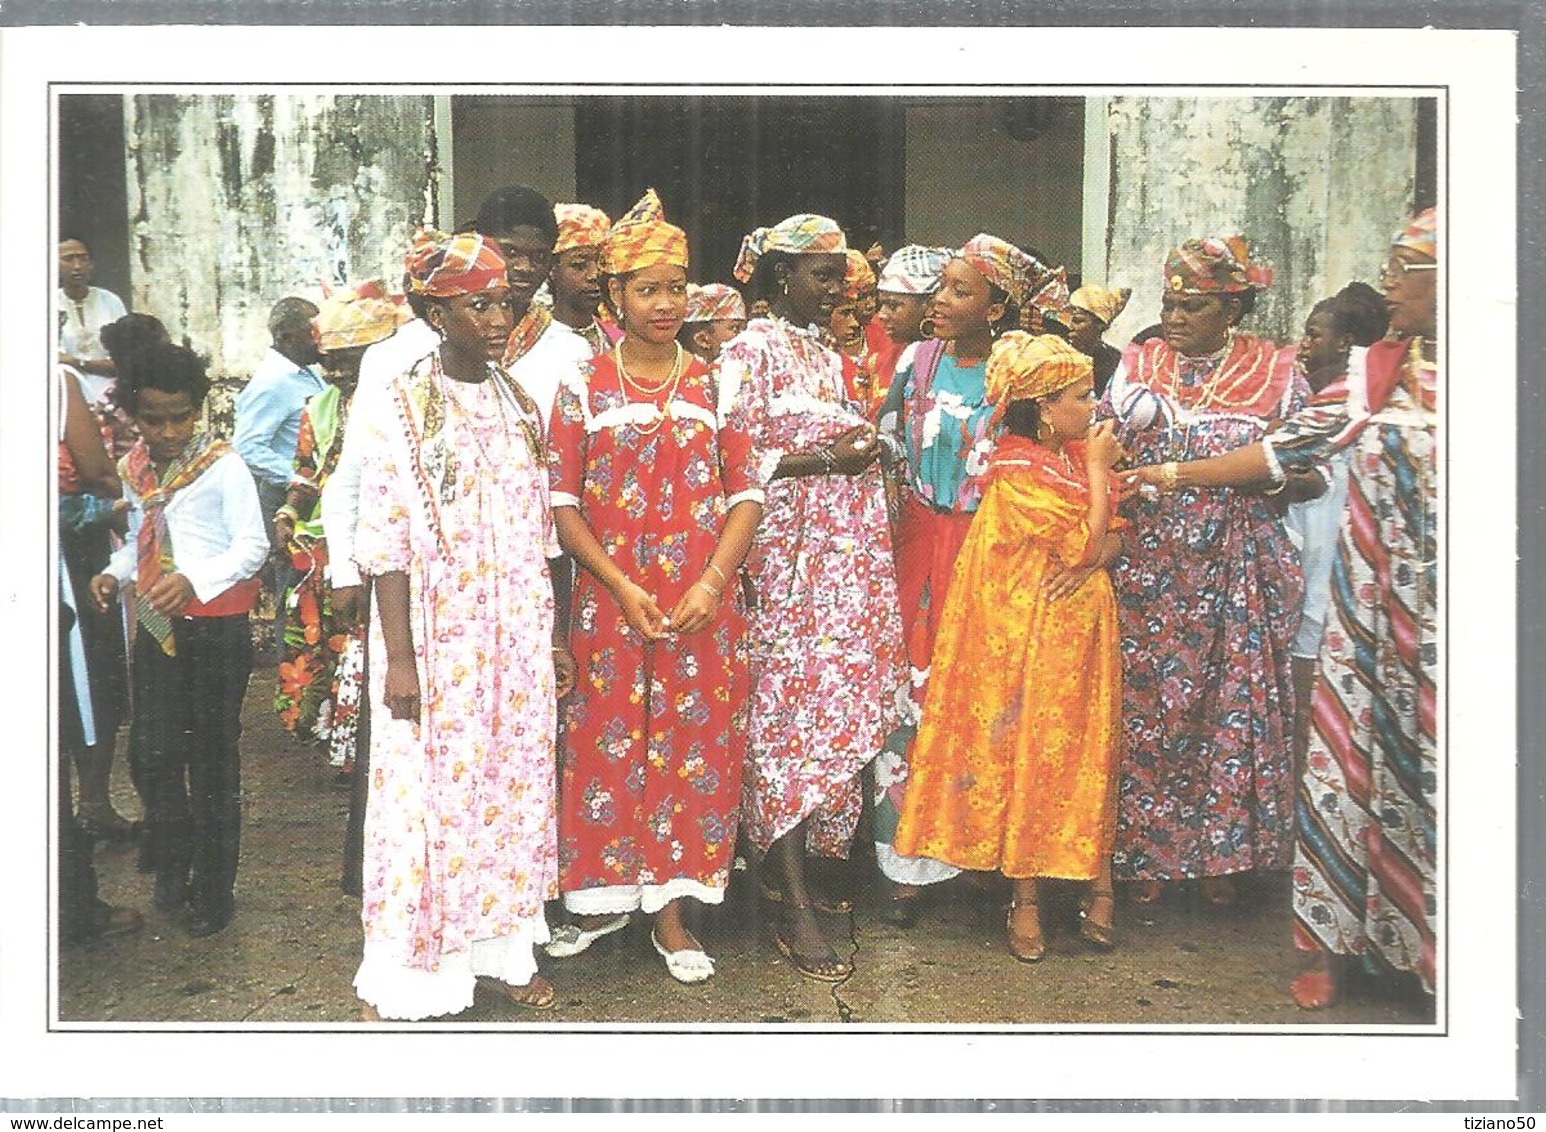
[{"left": 55, "top": 185, "right": 1439, "bottom": 1023}]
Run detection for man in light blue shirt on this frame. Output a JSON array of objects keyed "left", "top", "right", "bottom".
[{"left": 234, "top": 296, "right": 323, "bottom": 653}]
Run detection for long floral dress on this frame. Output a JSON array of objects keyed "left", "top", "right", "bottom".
[
  {"left": 1101, "top": 334, "right": 1306, "bottom": 882},
  {"left": 273, "top": 384, "right": 363, "bottom": 769},
  {"left": 350, "top": 354, "right": 559, "bottom": 1021},
  {"left": 717, "top": 317, "right": 904, "bottom": 858},
  {"left": 1282, "top": 338, "right": 1437, "bottom": 993},
  {"left": 895, "top": 435, "right": 1122, "bottom": 878},
  {"left": 870, "top": 339, "right": 997, "bottom": 886},
  {"left": 548, "top": 349, "right": 760, "bottom": 915}
]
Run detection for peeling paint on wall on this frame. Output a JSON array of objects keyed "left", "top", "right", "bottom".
[
  {"left": 124, "top": 94, "right": 438, "bottom": 399},
  {"left": 1097, "top": 97, "right": 1418, "bottom": 348}
]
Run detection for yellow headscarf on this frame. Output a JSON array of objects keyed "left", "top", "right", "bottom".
[
  {"left": 599, "top": 188, "right": 689, "bottom": 276},
  {"left": 985, "top": 331, "right": 1093, "bottom": 425}
]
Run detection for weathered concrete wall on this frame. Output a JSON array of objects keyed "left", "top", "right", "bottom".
[
  {"left": 124, "top": 94, "right": 439, "bottom": 401},
  {"left": 1093, "top": 96, "right": 1419, "bottom": 348}
]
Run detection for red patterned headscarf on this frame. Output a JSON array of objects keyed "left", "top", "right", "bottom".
[
  {"left": 404, "top": 229, "right": 507, "bottom": 298},
  {"left": 684, "top": 283, "right": 746, "bottom": 323},
  {"left": 958, "top": 234, "right": 1041, "bottom": 306},
  {"left": 1163, "top": 235, "right": 1273, "bottom": 295}
]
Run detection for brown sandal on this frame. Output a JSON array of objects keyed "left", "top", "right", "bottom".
[
  {"left": 1006, "top": 899, "right": 1044, "bottom": 963},
  {"left": 1078, "top": 888, "right": 1116, "bottom": 952}
]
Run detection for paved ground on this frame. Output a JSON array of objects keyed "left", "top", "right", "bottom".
[{"left": 60, "top": 672, "right": 1433, "bottom": 1029}]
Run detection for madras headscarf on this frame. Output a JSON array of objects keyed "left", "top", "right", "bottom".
[
  {"left": 1068, "top": 284, "right": 1132, "bottom": 328},
  {"left": 684, "top": 283, "right": 747, "bottom": 324},
  {"left": 553, "top": 202, "right": 612, "bottom": 253},
  {"left": 985, "top": 331, "right": 1093, "bottom": 426},
  {"left": 1393, "top": 207, "right": 1437, "bottom": 259},
  {"left": 599, "top": 188, "right": 689, "bottom": 276},
  {"left": 732, "top": 213, "right": 847, "bottom": 283},
  {"left": 958, "top": 234, "right": 1040, "bottom": 306},
  {"left": 404, "top": 228, "right": 507, "bottom": 297},
  {"left": 877, "top": 244, "right": 951, "bottom": 295},
  {"left": 314, "top": 281, "right": 409, "bottom": 352},
  {"left": 1024, "top": 264, "right": 1072, "bottom": 334},
  {"left": 844, "top": 249, "right": 877, "bottom": 300},
  {"left": 1164, "top": 235, "right": 1274, "bottom": 294}
]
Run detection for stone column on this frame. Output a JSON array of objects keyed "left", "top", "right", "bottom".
[{"left": 1087, "top": 96, "right": 1420, "bottom": 348}]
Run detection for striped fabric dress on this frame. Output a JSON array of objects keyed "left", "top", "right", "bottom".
[{"left": 1276, "top": 338, "right": 1437, "bottom": 992}]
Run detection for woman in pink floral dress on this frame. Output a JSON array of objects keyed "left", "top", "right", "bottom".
[
  {"left": 350, "top": 230, "right": 570, "bottom": 1020},
  {"left": 722, "top": 214, "right": 905, "bottom": 982}
]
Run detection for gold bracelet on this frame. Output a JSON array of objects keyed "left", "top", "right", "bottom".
[
  {"left": 1159, "top": 461, "right": 1179, "bottom": 493},
  {"left": 705, "top": 562, "right": 730, "bottom": 588},
  {"left": 694, "top": 579, "right": 723, "bottom": 600}
]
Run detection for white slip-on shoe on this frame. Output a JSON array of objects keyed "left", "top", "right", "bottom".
[
  {"left": 651, "top": 928, "right": 715, "bottom": 984},
  {"left": 543, "top": 913, "right": 630, "bottom": 958}
]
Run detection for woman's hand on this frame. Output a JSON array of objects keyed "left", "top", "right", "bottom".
[
  {"left": 89, "top": 573, "right": 119, "bottom": 612},
  {"left": 1086, "top": 420, "right": 1125, "bottom": 470},
  {"left": 108, "top": 499, "right": 131, "bottom": 536},
  {"left": 274, "top": 509, "right": 297, "bottom": 548},
  {"left": 828, "top": 423, "right": 881, "bottom": 475},
  {"left": 552, "top": 640, "right": 577, "bottom": 699},
  {"left": 383, "top": 662, "right": 421, "bottom": 722},
  {"left": 1118, "top": 464, "right": 1170, "bottom": 493},
  {"left": 667, "top": 581, "right": 721, "bottom": 635},
  {"left": 1280, "top": 469, "right": 1326, "bottom": 504},
  {"left": 614, "top": 579, "right": 669, "bottom": 641},
  {"left": 331, "top": 584, "right": 364, "bottom": 629}
]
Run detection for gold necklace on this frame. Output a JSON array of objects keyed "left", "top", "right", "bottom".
[{"left": 615, "top": 340, "right": 684, "bottom": 396}]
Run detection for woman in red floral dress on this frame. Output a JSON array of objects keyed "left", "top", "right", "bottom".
[{"left": 546, "top": 191, "right": 764, "bottom": 984}]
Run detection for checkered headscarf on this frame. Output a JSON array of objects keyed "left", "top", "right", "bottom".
[{"left": 733, "top": 214, "right": 847, "bottom": 283}]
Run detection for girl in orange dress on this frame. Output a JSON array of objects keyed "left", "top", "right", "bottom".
[{"left": 894, "top": 332, "right": 1125, "bottom": 963}]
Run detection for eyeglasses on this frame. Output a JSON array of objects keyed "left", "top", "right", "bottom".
[{"left": 1378, "top": 259, "right": 1437, "bottom": 286}]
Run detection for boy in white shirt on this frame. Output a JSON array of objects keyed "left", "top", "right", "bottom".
[{"left": 90, "top": 342, "right": 269, "bottom": 938}]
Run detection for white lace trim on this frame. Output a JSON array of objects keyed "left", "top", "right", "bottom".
[
  {"left": 875, "top": 843, "right": 962, "bottom": 887},
  {"left": 563, "top": 877, "right": 728, "bottom": 917},
  {"left": 354, "top": 915, "right": 550, "bottom": 1021}
]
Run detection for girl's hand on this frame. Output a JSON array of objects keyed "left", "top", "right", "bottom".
[
  {"left": 1281, "top": 469, "right": 1326, "bottom": 504},
  {"left": 331, "top": 584, "right": 364, "bottom": 629},
  {"left": 383, "top": 662, "right": 421, "bottom": 722},
  {"left": 1117, "top": 465, "right": 1166, "bottom": 492},
  {"left": 552, "top": 640, "right": 577, "bottom": 699},
  {"left": 829, "top": 424, "right": 881, "bottom": 475},
  {"left": 667, "top": 581, "right": 720, "bottom": 635},
  {"left": 144, "top": 572, "right": 196, "bottom": 617},
  {"left": 274, "top": 511, "right": 296, "bottom": 548},
  {"left": 615, "top": 579, "right": 669, "bottom": 641},
  {"left": 89, "top": 573, "right": 119, "bottom": 612},
  {"left": 1043, "top": 562, "right": 1096, "bottom": 602},
  {"left": 1086, "top": 420, "right": 1125, "bottom": 470}
]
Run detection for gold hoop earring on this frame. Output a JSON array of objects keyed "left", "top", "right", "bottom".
[{"left": 1036, "top": 419, "right": 1055, "bottom": 442}]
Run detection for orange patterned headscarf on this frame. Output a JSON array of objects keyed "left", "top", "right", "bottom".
[
  {"left": 314, "top": 280, "right": 410, "bottom": 351},
  {"left": 1068, "top": 284, "right": 1131, "bottom": 328},
  {"left": 599, "top": 188, "right": 689, "bottom": 276},
  {"left": 554, "top": 202, "right": 611, "bottom": 253},
  {"left": 844, "top": 249, "right": 877, "bottom": 300},
  {"left": 985, "top": 331, "right": 1093, "bottom": 424},
  {"left": 404, "top": 229, "right": 508, "bottom": 297}
]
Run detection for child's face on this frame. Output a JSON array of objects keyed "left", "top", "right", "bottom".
[
  {"left": 134, "top": 388, "right": 200, "bottom": 464},
  {"left": 1040, "top": 375, "right": 1097, "bottom": 441}
]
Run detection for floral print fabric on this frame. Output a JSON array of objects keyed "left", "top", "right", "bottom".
[
  {"left": 1101, "top": 335, "right": 1306, "bottom": 882},
  {"left": 352, "top": 354, "right": 559, "bottom": 973},
  {"left": 548, "top": 349, "right": 759, "bottom": 913},
  {"left": 717, "top": 317, "right": 904, "bottom": 857}
]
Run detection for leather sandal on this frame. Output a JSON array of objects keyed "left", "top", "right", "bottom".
[
  {"left": 1078, "top": 888, "right": 1116, "bottom": 952},
  {"left": 758, "top": 878, "right": 853, "bottom": 915},
  {"left": 771, "top": 921, "right": 852, "bottom": 983},
  {"left": 1006, "top": 899, "right": 1045, "bottom": 963}
]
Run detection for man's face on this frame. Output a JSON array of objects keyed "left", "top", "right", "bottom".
[
  {"left": 489, "top": 225, "right": 555, "bottom": 314},
  {"left": 59, "top": 239, "right": 93, "bottom": 296}
]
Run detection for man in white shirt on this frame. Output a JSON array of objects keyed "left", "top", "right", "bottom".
[
  {"left": 58, "top": 234, "right": 128, "bottom": 382},
  {"left": 234, "top": 296, "right": 325, "bottom": 650}
]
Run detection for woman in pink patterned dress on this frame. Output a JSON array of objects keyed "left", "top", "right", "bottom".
[
  {"left": 350, "top": 230, "right": 571, "bottom": 1020},
  {"left": 545, "top": 191, "right": 763, "bottom": 984},
  {"left": 722, "top": 214, "right": 905, "bottom": 982}
]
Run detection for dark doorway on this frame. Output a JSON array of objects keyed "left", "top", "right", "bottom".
[
  {"left": 57, "top": 94, "right": 132, "bottom": 303},
  {"left": 575, "top": 96, "right": 904, "bottom": 285}
]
